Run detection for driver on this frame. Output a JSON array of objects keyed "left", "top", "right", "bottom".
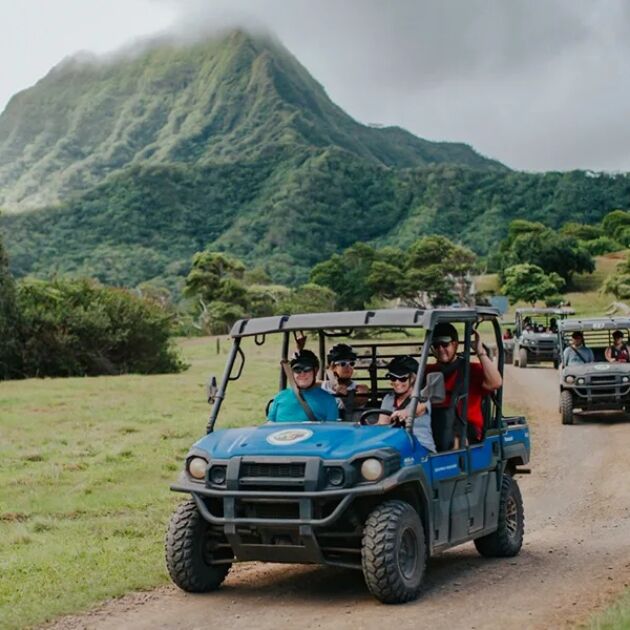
[
  {"left": 377, "top": 355, "right": 436, "bottom": 453},
  {"left": 267, "top": 350, "right": 339, "bottom": 422}
]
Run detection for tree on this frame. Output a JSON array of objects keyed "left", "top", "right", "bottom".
[
  {"left": 310, "top": 243, "right": 379, "bottom": 310},
  {"left": 15, "top": 278, "right": 184, "bottom": 377},
  {"left": 403, "top": 236, "right": 477, "bottom": 307},
  {"left": 603, "top": 255, "right": 630, "bottom": 299},
  {"left": 502, "top": 264, "right": 565, "bottom": 306},
  {"left": 276, "top": 283, "right": 337, "bottom": 314},
  {"left": 184, "top": 251, "right": 247, "bottom": 306},
  {"left": 500, "top": 221, "right": 594, "bottom": 284},
  {"left": 0, "top": 233, "right": 21, "bottom": 379},
  {"left": 601, "top": 210, "right": 630, "bottom": 244}
]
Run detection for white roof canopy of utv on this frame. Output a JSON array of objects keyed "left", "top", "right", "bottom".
[
  {"left": 559, "top": 317, "right": 630, "bottom": 333},
  {"left": 230, "top": 308, "right": 500, "bottom": 338},
  {"left": 515, "top": 307, "right": 575, "bottom": 316}
]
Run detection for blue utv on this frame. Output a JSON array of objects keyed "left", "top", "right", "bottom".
[{"left": 166, "top": 308, "right": 531, "bottom": 604}]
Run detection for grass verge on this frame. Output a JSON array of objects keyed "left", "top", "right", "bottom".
[{"left": 0, "top": 335, "right": 278, "bottom": 629}]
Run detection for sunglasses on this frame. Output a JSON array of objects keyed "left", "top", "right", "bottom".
[
  {"left": 292, "top": 366, "right": 313, "bottom": 374},
  {"left": 387, "top": 374, "right": 410, "bottom": 383},
  {"left": 334, "top": 360, "right": 355, "bottom": 368},
  {"left": 432, "top": 341, "right": 453, "bottom": 349}
]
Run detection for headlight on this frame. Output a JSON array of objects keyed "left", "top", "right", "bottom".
[
  {"left": 360, "top": 458, "right": 384, "bottom": 482},
  {"left": 565, "top": 375, "right": 575, "bottom": 384},
  {"left": 622, "top": 376, "right": 629, "bottom": 384},
  {"left": 187, "top": 457, "right": 208, "bottom": 480},
  {"left": 576, "top": 377, "right": 585, "bottom": 385}
]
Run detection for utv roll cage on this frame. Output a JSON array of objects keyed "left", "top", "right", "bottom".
[
  {"left": 514, "top": 307, "right": 574, "bottom": 334},
  {"left": 207, "top": 307, "right": 505, "bottom": 437},
  {"left": 559, "top": 317, "right": 630, "bottom": 364}
]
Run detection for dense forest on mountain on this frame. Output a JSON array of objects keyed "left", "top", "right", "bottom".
[
  {"left": 3, "top": 160, "right": 629, "bottom": 289},
  {"left": 1, "top": 30, "right": 629, "bottom": 291}
]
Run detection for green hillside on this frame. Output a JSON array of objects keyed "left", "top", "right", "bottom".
[
  {"left": 3, "top": 158, "right": 630, "bottom": 288},
  {"left": 1, "top": 29, "right": 629, "bottom": 290},
  {"left": 0, "top": 30, "right": 501, "bottom": 211}
]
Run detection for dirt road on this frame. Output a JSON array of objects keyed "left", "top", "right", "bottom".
[{"left": 49, "top": 366, "right": 630, "bottom": 629}]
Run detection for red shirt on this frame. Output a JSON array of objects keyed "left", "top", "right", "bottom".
[{"left": 425, "top": 361, "right": 490, "bottom": 439}]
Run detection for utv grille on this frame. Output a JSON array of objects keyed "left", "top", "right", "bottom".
[{"left": 240, "top": 462, "right": 306, "bottom": 479}]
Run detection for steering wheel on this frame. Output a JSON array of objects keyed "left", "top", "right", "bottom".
[{"left": 359, "top": 408, "right": 392, "bottom": 426}]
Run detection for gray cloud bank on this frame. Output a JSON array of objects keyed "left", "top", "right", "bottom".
[{"left": 156, "top": 0, "right": 630, "bottom": 171}]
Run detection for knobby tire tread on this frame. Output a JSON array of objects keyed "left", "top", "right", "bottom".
[
  {"left": 474, "top": 474, "right": 524, "bottom": 558},
  {"left": 361, "top": 500, "right": 426, "bottom": 604},
  {"left": 165, "top": 499, "right": 230, "bottom": 593}
]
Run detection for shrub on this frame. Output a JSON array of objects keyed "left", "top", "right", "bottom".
[{"left": 15, "top": 278, "right": 185, "bottom": 377}]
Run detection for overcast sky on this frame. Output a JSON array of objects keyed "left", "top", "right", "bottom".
[{"left": 3, "top": 0, "right": 630, "bottom": 172}]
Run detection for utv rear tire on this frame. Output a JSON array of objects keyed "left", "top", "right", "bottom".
[
  {"left": 553, "top": 358, "right": 560, "bottom": 369},
  {"left": 560, "top": 389, "right": 575, "bottom": 425},
  {"left": 519, "top": 348, "right": 528, "bottom": 368},
  {"left": 166, "top": 499, "right": 231, "bottom": 593},
  {"left": 361, "top": 500, "right": 426, "bottom": 604},
  {"left": 474, "top": 474, "right": 524, "bottom": 558}
]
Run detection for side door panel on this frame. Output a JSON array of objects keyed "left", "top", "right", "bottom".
[
  {"left": 468, "top": 436, "right": 501, "bottom": 534},
  {"left": 429, "top": 449, "right": 468, "bottom": 546}
]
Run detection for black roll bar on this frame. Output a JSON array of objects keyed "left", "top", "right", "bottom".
[{"left": 207, "top": 337, "right": 242, "bottom": 434}]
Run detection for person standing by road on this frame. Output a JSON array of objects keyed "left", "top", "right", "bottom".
[
  {"left": 605, "top": 330, "right": 630, "bottom": 363},
  {"left": 563, "top": 331, "right": 594, "bottom": 366},
  {"left": 425, "top": 323, "right": 502, "bottom": 450}
]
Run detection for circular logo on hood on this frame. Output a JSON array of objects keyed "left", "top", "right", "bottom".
[
  {"left": 266, "top": 429, "right": 313, "bottom": 446},
  {"left": 593, "top": 364, "right": 611, "bottom": 371}
]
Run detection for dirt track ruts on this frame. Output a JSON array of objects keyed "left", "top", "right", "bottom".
[{"left": 47, "top": 365, "right": 630, "bottom": 630}]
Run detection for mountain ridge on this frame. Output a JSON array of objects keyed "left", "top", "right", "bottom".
[{"left": 0, "top": 29, "right": 503, "bottom": 211}]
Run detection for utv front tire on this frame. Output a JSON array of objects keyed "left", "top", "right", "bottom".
[
  {"left": 519, "top": 348, "right": 528, "bottom": 368},
  {"left": 166, "top": 499, "right": 231, "bottom": 593},
  {"left": 361, "top": 500, "right": 426, "bottom": 604},
  {"left": 474, "top": 474, "right": 524, "bottom": 558},
  {"left": 560, "top": 389, "right": 575, "bottom": 425}
]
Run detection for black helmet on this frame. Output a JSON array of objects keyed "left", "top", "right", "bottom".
[
  {"left": 290, "top": 349, "right": 319, "bottom": 371},
  {"left": 432, "top": 322, "right": 459, "bottom": 344},
  {"left": 385, "top": 355, "right": 419, "bottom": 378},
  {"left": 327, "top": 343, "right": 357, "bottom": 364}
]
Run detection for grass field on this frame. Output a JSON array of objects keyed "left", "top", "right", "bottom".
[
  {"left": 0, "top": 335, "right": 280, "bottom": 629},
  {"left": 2, "top": 252, "right": 629, "bottom": 628}
]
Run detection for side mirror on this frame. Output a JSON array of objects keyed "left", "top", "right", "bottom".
[
  {"left": 206, "top": 375, "right": 218, "bottom": 405},
  {"left": 421, "top": 372, "right": 445, "bottom": 404}
]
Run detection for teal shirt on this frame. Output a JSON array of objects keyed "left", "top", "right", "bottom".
[{"left": 267, "top": 387, "right": 339, "bottom": 423}]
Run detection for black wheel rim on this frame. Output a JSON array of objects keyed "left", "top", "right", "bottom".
[
  {"left": 397, "top": 527, "right": 419, "bottom": 580},
  {"left": 505, "top": 494, "right": 519, "bottom": 539}
]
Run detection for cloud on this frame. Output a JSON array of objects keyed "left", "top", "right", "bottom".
[{"left": 156, "top": 0, "right": 630, "bottom": 171}]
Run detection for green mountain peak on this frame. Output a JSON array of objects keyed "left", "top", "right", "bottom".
[{"left": 0, "top": 28, "right": 504, "bottom": 211}]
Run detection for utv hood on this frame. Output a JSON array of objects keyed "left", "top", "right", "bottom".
[
  {"left": 562, "top": 362, "right": 630, "bottom": 377},
  {"left": 192, "top": 422, "right": 418, "bottom": 461}
]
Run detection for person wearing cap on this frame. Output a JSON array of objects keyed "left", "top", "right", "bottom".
[
  {"left": 377, "top": 355, "right": 436, "bottom": 453},
  {"left": 267, "top": 350, "right": 339, "bottom": 422},
  {"left": 563, "top": 331, "right": 594, "bottom": 366},
  {"left": 425, "top": 322, "right": 502, "bottom": 450},
  {"left": 605, "top": 330, "right": 630, "bottom": 363},
  {"left": 321, "top": 343, "right": 369, "bottom": 410}
]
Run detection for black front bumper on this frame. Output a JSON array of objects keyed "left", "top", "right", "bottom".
[{"left": 171, "top": 457, "right": 421, "bottom": 569}]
